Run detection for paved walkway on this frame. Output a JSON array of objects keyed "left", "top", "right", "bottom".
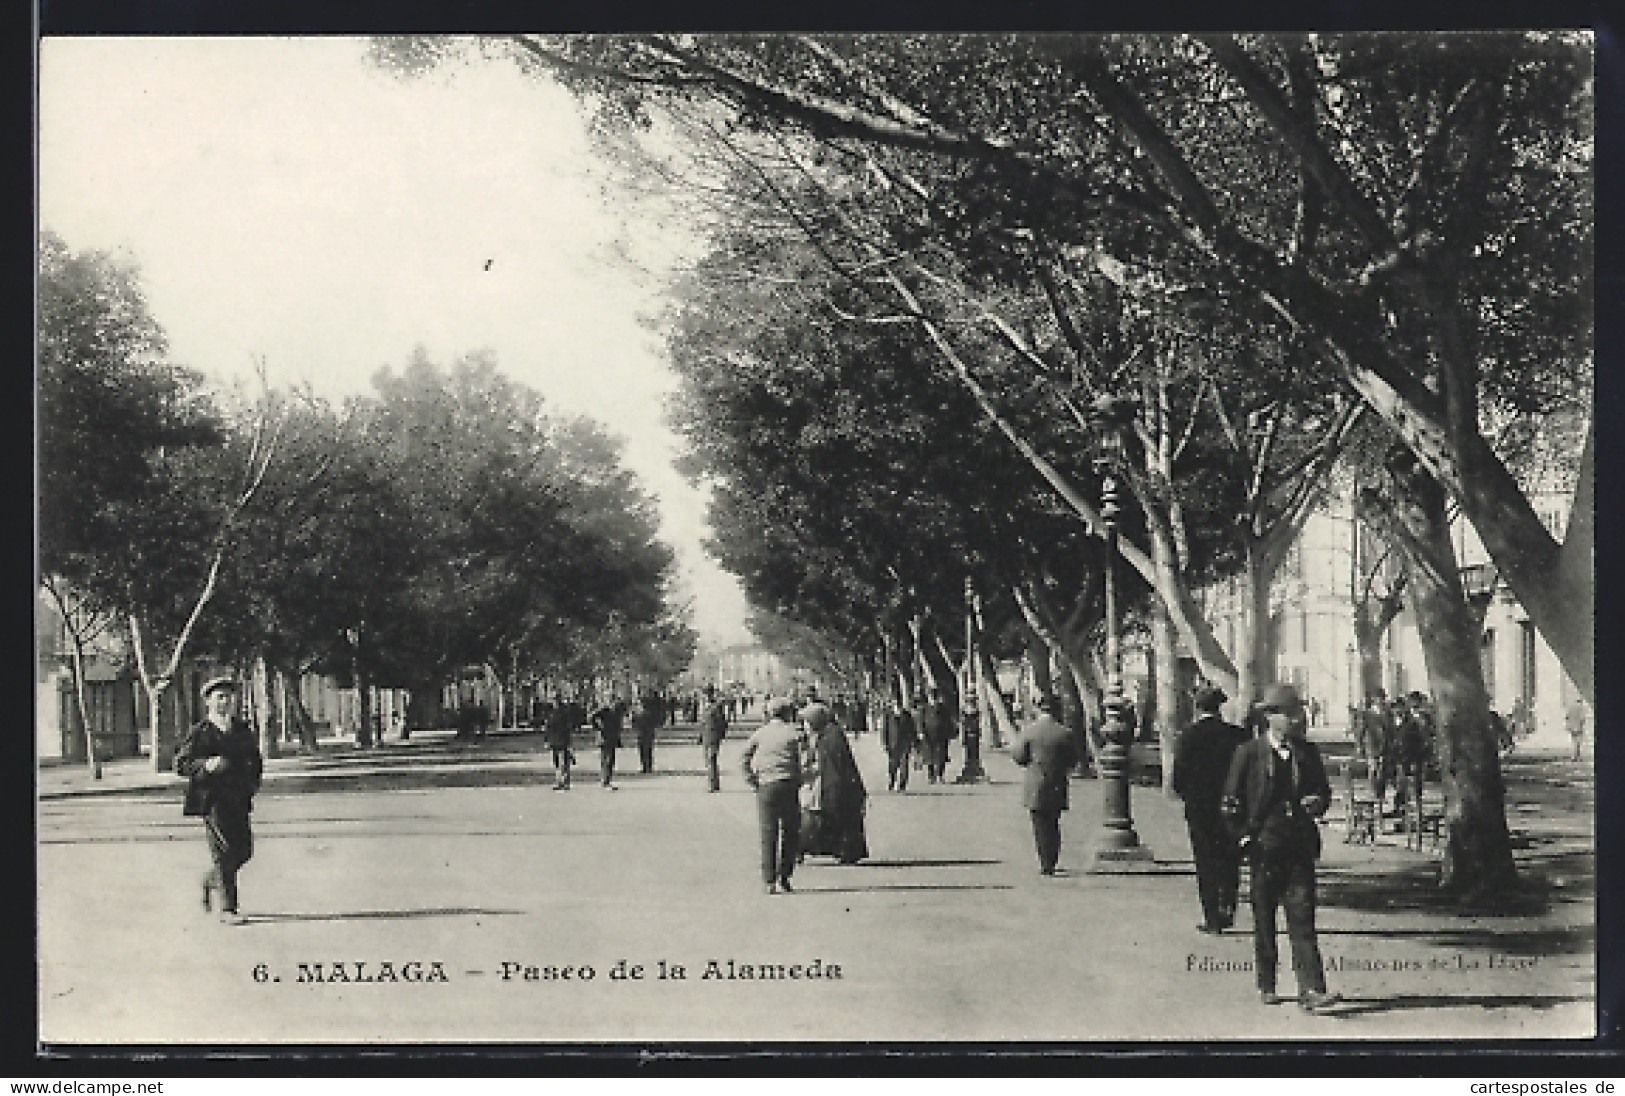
[{"left": 37, "top": 725, "right": 1594, "bottom": 1044}]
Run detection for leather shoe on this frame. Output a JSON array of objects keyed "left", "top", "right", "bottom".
[
  {"left": 778, "top": 878, "right": 794, "bottom": 894},
  {"left": 1197, "top": 923, "right": 1224, "bottom": 934},
  {"left": 1299, "top": 990, "right": 1342, "bottom": 1013},
  {"left": 1259, "top": 990, "right": 1284, "bottom": 1005},
  {"left": 765, "top": 883, "right": 779, "bottom": 895}
]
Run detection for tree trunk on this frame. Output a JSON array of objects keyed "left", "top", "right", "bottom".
[
  {"left": 976, "top": 645, "right": 1015, "bottom": 748},
  {"left": 67, "top": 629, "right": 101, "bottom": 779},
  {"left": 1387, "top": 462, "right": 1518, "bottom": 899},
  {"left": 251, "top": 655, "right": 279, "bottom": 760},
  {"left": 1149, "top": 596, "right": 1179, "bottom": 792}
]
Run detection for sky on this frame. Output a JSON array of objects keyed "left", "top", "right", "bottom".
[{"left": 38, "top": 35, "right": 752, "bottom": 647}]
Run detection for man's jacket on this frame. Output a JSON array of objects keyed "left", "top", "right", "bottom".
[{"left": 1220, "top": 735, "right": 1331, "bottom": 858}]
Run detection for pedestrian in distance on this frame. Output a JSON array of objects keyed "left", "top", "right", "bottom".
[
  {"left": 1566, "top": 697, "right": 1589, "bottom": 761},
  {"left": 592, "top": 700, "right": 624, "bottom": 790},
  {"left": 700, "top": 683, "right": 730, "bottom": 792},
  {"left": 634, "top": 691, "right": 663, "bottom": 774},
  {"left": 175, "top": 675, "right": 263, "bottom": 924},
  {"left": 1011, "top": 695, "right": 1079, "bottom": 876},
  {"left": 1171, "top": 684, "right": 1251, "bottom": 934},
  {"left": 881, "top": 697, "right": 917, "bottom": 792},
  {"left": 740, "top": 697, "right": 813, "bottom": 894},
  {"left": 954, "top": 700, "right": 985, "bottom": 783},
  {"left": 1221, "top": 682, "right": 1340, "bottom": 1013},
  {"left": 544, "top": 692, "right": 575, "bottom": 790},
  {"left": 919, "top": 688, "right": 956, "bottom": 784}
]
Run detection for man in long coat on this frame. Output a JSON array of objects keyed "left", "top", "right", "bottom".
[
  {"left": 1011, "top": 696, "right": 1079, "bottom": 875},
  {"left": 881, "top": 698, "right": 917, "bottom": 792},
  {"left": 1221, "top": 683, "right": 1340, "bottom": 1012},
  {"left": 1171, "top": 684, "right": 1251, "bottom": 933},
  {"left": 176, "top": 675, "right": 264, "bottom": 923}
]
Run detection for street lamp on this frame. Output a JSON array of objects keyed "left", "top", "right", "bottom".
[{"left": 1087, "top": 394, "right": 1155, "bottom": 871}]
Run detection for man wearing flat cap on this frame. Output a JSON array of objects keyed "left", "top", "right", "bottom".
[
  {"left": 1221, "top": 682, "right": 1340, "bottom": 1012},
  {"left": 1172, "top": 684, "right": 1250, "bottom": 934},
  {"left": 739, "top": 696, "right": 813, "bottom": 894},
  {"left": 175, "top": 674, "right": 264, "bottom": 924}
]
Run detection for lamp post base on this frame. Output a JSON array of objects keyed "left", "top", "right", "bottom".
[{"left": 1087, "top": 842, "right": 1159, "bottom": 873}]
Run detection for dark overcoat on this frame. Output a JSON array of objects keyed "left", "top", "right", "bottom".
[
  {"left": 1171, "top": 714, "right": 1251, "bottom": 827},
  {"left": 1011, "top": 714, "right": 1078, "bottom": 813},
  {"left": 1220, "top": 735, "right": 1332, "bottom": 858},
  {"left": 176, "top": 717, "right": 263, "bottom": 817}
]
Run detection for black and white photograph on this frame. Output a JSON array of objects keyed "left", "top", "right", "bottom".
[{"left": 35, "top": 32, "right": 1596, "bottom": 1046}]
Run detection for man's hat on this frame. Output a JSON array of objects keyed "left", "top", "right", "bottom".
[
  {"left": 767, "top": 696, "right": 798, "bottom": 720},
  {"left": 200, "top": 674, "right": 240, "bottom": 698},
  {"left": 1193, "top": 684, "right": 1228, "bottom": 712},
  {"left": 1259, "top": 682, "right": 1303, "bottom": 713}
]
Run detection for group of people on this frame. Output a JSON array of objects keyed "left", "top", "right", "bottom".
[
  {"left": 740, "top": 686, "right": 869, "bottom": 894},
  {"left": 878, "top": 688, "right": 984, "bottom": 790},
  {"left": 1169, "top": 682, "right": 1342, "bottom": 1013},
  {"left": 169, "top": 669, "right": 1335, "bottom": 1015},
  {"left": 1350, "top": 689, "right": 1439, "bottom": 816}
]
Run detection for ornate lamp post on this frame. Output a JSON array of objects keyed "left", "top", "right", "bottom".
[{"left": 1087, "top": 394, "right": 1155, "bottom": 871}]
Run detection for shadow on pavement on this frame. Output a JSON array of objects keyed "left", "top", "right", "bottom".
[
  {"left": 239, "top": 907, "right": 525, "bottom": 924},
  {"left": 1314, "top": 923, "right": 1594, "bottom": 956},
  {"left": 1324, "top": 993, "right": 1591, "bottom": 1017},
  {"left": 789, "top": 878, "right": 1007, "bottom": 884},
  {"left": 855, "top": 859, "right": 1002, "bottom": 868}
]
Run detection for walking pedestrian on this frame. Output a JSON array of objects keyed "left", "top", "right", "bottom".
[
  {"left": 740, "top": 697, "right": 812, "bottom": 894},
  {"left": 881, "top": 697, "right": 917, "bottom": 792},
  {"left": 176, "top": 675, "right": 263, "bottom": 924},
  {"left": 700, "top": 684, "right": 730, "bottom": 792},
  {"left": 954, "top": 700, "right": 985, "bottom": 783},
  {"left": 635, "top": 690, "right": 662, "bottom": 774},
  {"left": 1221, "top": 683, "right": 1340, "bottom": 1013},
  {"left": 919, "top": 688, "right": 955, "bottom": 783},
  {"left": 544, "top": 692, "right": 575, "bottom": 790},
  {"left": 592, "top": 699, "right": 624, "bottom": 790},
  {"left": 800, "top": 704, "right": 869, "bottom": 864},
  {"left": 1171, "top": 684, "right": 1250, "bottom": 934},
  {"left": 1566, "top": 697, "right": 1589, "bottom": 760},
  {"left": 1011, "top": 695, "right": 1079, "bottom": 876}
]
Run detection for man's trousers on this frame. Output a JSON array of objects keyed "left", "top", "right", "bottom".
[
  {"left": 1248, "top": 847, "right": 1328, "bottom": 996},
  {"left": 703, "top": 741, "right": 722, "bottom": 792},
  {"left": 1187, "top": 818, "right": 1240, "bottom": 928},
  {"left": 1030, "top": 809, "right": 1062, "bottom": 874},
  {"left": 551, "top": 745, "right": 572, "bottom": 787},
  {"left": 754, "top": 780, "right": 801, "bottom": 885},
  {"left": 887, "top": 746, "right": 912, "bottom": 791},
  {"left": 204, "top": 805, "right": 254, "bottom": 912}
]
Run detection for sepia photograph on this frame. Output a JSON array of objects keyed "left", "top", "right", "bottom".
[{"left": 35, "top": 32, "right": 1596, "bottom": 1047}]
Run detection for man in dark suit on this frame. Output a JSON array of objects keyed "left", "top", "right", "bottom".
[
  {"left": 1012, "top": 695, "right": 1080, "bottom": 876},
  {"left": 1172, "top": 684, "right": 1251, "bottom": 934},
  {"left": 175, "top": 675, "right": 264, "bottom": 924},
  {"left": 544, "top": 692, "right": 576, "bottom": 790},
  {"left": 881, "top": 698, "right": 917, "bottom": 792},
  {"left": 699, "top": 684, "right": 730, "bottom": 792},
  {"left": 918, "top": 688, "right": 956, "bottom": 783},
  {"left": 1222, "top": 683, "right": 1340, "bottom": 1012},
  {"left": 592, "top": 700, "right": 624, "bottom": 790}
]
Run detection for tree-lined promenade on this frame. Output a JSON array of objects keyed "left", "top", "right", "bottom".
[
  {"left": 39, "top": 33, "right": 1592, "bottom": 920},
  {"left": 369, "top": 31, "right": 1589, "bottom": 901}
]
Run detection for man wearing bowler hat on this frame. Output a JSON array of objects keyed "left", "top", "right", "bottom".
[
  {"left": 1173, "top": 683, "right": 1251, "bottom": 934},
  {"left": 1222, "top": 682, "right": 1340, "bottom": 1012},
  {"left": 176, "top": 674, "right": 264, "bottom": 924}
]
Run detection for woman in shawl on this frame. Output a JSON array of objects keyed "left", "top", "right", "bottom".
[{"left": 799, "top": 702, "right": 869, "bottom": 864}]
